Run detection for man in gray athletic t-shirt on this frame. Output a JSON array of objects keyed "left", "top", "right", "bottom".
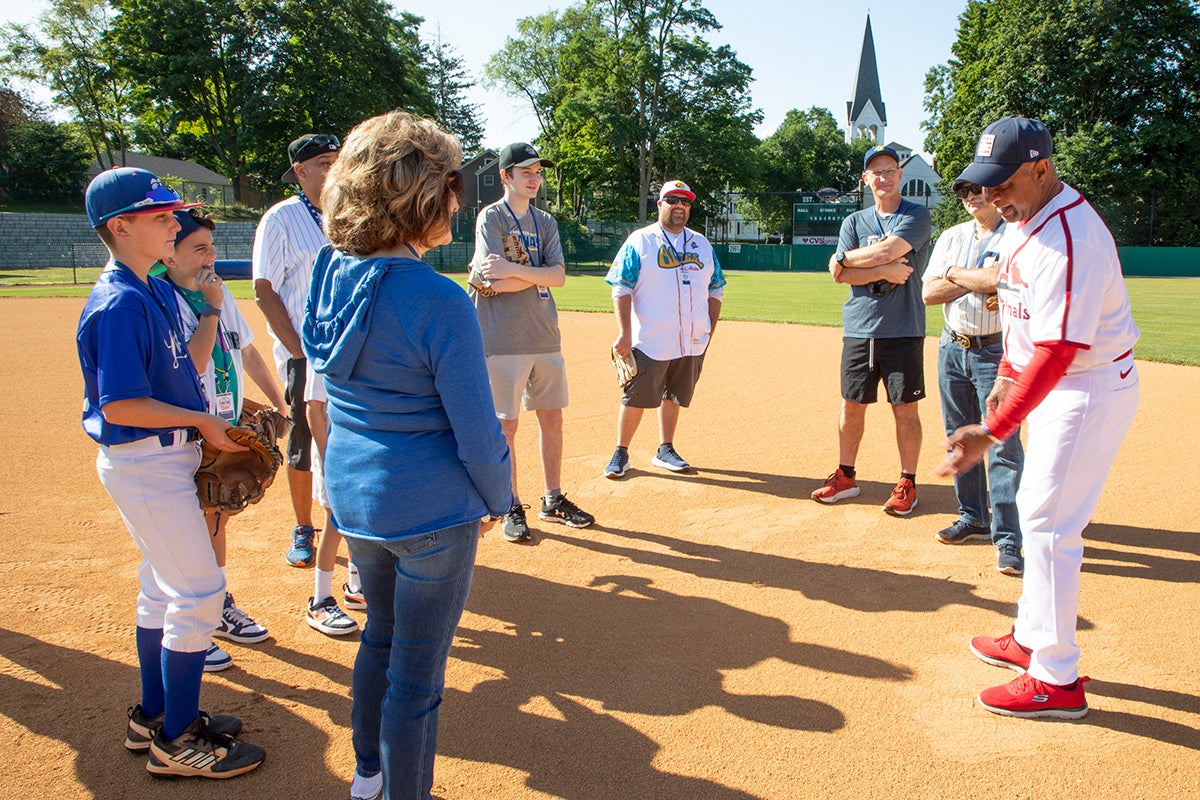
[
  {"left": 469, "top": 142, "right": 595, "bottom": 543},
  {"left": 814, "top": 145, "right": 931, "bottom": 517}
]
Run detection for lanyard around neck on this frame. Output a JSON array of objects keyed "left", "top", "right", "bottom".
[
  {"left": 872, "top": 208, "right": 899, "bottom": 240},
  {"left": 658, "top": 225, "right": 690, "bottom": 262},
  {"left": 117, "top": 261, "right": 185, "bottom": 340},
  {"left": 502, "top": 200, "right": 541, "bottom": 266},
  {"left": 298, "top": 191, "right": 323, "bottom": 230},
  {"left": 964, "top": 223, "right": 1004, "bottom": 270}
]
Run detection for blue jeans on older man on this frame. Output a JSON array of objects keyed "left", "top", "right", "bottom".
[
  {"left": 937, "top": 333, "right": 1023, "bottom": 550},
  {"left": 345, "top": 521, "right": 479, "bottom": 800}
]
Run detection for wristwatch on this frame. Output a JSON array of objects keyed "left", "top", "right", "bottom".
[
  {"left": 198, "top": 303, "right": 221, "bottom": 318},
  {"left": 835, "top": 251, "right": 847, "bottom": 266}
]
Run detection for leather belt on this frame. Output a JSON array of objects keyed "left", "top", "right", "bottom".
[
  {"left": 157, "top": 428, "right": 200, "bottom": 447},
  {"left": 945, "top": 327, "right": 1001, "bottom": 349}
]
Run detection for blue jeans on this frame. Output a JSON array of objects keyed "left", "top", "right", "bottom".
[
  {"left": 345, "top": 522, "right": 479, "bottom": 800},
  {"left": 937, "top": 333, "right": 1023, "bottom": 549}
]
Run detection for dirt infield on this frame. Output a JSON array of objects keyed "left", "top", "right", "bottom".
[{"left": 1, "top": 296, "right": 1197, "bottom": 800}]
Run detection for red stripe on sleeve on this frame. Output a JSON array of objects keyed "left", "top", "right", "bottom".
[{"left": 984, "top": 341, "right": 1079, "bottom": 441}]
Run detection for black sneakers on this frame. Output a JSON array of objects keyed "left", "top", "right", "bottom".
[
  {"left": 502, "top": 503, "right": 531, "bottom": 542},
  {"left": 146, "top": 714, "right": 265, "bottom": 778},
  {"left": 125, "top": 704, "right": 242, "bottom": 753},
  {"left": 539, "top": 494, "right": 595, "bottom": 528}
]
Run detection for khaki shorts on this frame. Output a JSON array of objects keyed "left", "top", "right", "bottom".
[{"left": 486, "top": 352, "right": 569, "bottom": 419}]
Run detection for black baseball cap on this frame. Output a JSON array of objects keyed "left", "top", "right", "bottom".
[
  {"left": 281, "top": 133, "right": 341, "bottom": 183},
  {"left": 958, "top": 116, "right": 1053, "bottom": 188},
  {"left": 499, "top": 142, "right": 555, "bottom": 171}
]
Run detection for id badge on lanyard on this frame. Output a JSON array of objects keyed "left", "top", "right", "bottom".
[{"left": 215, "top": 392, "right": 236, "bottom": 421}]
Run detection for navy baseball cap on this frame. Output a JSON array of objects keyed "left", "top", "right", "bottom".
[
  {"left": 281, "top": 133, "right": 341, "bottom": 182},
  {"left": 958, "top": 116, "right": 1054, "bottom": 188},
  {"left": 499, "top": 142, "right": 555, "bottom": 171},
  {"left": 863, "top": 145, "right": 901, "bottom": 171},
  {"left": 173, "top": 209, "right": 206, "bottom": 246},
  {"left": 85, "top": 168, "right": 201, "bottom": 228}
]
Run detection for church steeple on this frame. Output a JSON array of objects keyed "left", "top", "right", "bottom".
[{"left": 847, "top": 14, "right": 887, "bottom": 143}]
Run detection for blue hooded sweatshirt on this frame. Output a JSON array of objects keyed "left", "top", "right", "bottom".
[{"left": 302, "top": 246, "right": 511, "bottom": 540}]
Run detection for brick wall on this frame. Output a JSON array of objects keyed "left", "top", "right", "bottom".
[{"left": 0, "top": 212, "right": 257, "bottom": 269}]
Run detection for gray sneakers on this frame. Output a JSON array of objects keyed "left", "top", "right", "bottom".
[{"left": 651, "top": 443, "right": 691, "bottom": 473}]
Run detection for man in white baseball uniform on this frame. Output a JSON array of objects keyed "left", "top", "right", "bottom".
[
  {"left": 923, "top": 172, "right": 1024, "bottom": 576},
  {"left": 938, "top": 116, "right": 1139, "bottom": 719},
  {"left": 603, "top": 179, "right": 725, "bottom": 478},
  {"left": 252, "top": 133, "right": 339, "bottom": 567}
]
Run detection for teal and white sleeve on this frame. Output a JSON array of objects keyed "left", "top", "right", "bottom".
[{"left": 605, "top": 243, "right": 642, "bottom": 289}]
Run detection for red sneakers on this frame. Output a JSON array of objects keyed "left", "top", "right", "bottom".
[
  {"left": 978, "top": 673, "right": 1091, "bottom": 719},
  {"left": 882, "top": 477, "right": 918, "bottom": 516},
  {"left": 811, "top": 469, "right": 860, "bottom": 503},
  {"left": 970, "top": 629, "right": 1033, "bottom": 672}
]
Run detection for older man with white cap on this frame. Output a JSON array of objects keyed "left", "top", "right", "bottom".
[{"left": 603, "top": 179, "right": 726, "bottom": 478}]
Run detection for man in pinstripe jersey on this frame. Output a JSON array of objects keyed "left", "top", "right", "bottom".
[
  {"left": 252, "top": 133, "right": 340, "bottom": 567},
  {"left": 923, "top": 170, "right": 1024, "bottom": 575}
]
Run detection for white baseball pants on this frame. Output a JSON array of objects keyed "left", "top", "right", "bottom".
[
  {"left": 1014, "top": 359, "right": 1139, "bottom": 685},
  {"left": 97, "top": 435, "right": 225, "bottom": 653}
]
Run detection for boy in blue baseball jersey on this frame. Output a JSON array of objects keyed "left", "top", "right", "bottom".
[{"left": 77, "top": 168, "right": 266, "bottom": 778}]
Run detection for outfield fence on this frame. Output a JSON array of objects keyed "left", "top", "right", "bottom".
[{"left": 710, "top": 244, "right": 1200, "bottom": 277}]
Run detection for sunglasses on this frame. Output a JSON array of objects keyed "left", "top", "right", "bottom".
[
  {"left": 662, "top": 196, "right": 692, "bottom": 206},
  {"left": 954, "top": 183, "right": 983, "bottom": 199}
]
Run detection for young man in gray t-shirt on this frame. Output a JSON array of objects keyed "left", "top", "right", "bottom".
[{"left": 468, "top": 142, "right": 594, "bottom": 542}]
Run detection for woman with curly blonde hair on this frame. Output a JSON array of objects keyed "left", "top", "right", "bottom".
[{"left": 302, "top": 110, "right": 512, "bottom": 800}]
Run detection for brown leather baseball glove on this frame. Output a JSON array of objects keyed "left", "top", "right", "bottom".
[
  {"left": 195, "top": 399, "right": 289, "bottom": 515},
  {"left": 612, "top": 346, "right": 638, "bottom": 387},
  {"left": 467, "top": 266, "right": 499, "bottom": 298}
]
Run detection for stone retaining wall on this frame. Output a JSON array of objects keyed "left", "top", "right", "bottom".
[{"left": 0, "top": 212, "right": 257, "bottom": 269}]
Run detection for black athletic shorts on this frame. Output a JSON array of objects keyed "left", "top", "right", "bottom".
[
  {"left": 621, "top": 348, "right": 706, "bottom": 408},
  {"left": 840, "top": 336, "right": 925, "bottom": 404},
  {"left": 284, "top": 357, "right": 313, "bottom": 471}
]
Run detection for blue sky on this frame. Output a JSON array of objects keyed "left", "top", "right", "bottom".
[{"left": 3, "top": 0, "right": 971, "bottom": 159}]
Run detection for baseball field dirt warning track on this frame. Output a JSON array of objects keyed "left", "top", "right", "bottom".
[{"left": 1, "top": 297, "right": 1197, "bottom": 799}]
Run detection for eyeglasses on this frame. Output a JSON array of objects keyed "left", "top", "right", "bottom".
[
  {"left": 447, "top": 170, "right": 464, "bottom": 201},
  {"left": 865, "top": 168, "right": 900, "bottom": 179},
  {"left": 953, "top": 183, "right": 983, "bottom": 199},
  {"left": 662, "top": 196, "right": 692, "bottom": 206}
]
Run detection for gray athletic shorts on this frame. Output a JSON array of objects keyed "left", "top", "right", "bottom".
[
  {"left": 622, "top": 348, "right": 706, "bottom": 408},
  {"left": 840, "top": 336, "right": 925, "bottom": 404},
  {"left": 486, "top": 352, "right": 569, "bottom": 419}
]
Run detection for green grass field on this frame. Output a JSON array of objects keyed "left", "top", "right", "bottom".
[{"left": 2, "top": 268, "right": 1195, "bottom": 366}]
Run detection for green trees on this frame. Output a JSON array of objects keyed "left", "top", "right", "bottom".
[
  {"left": 2, "top": 0, "right": 133, "bottom": 170},
  {"left": 924, "top": 0, "right": 1200, "bottom": 245},
  {"left": 3, "top": 0, "right": 467, "bottom": 201},
  {"left": 739, "top": 108, "right": 865, "bottom": 240},
  {"left": 427, "top": 32, "right": 485, "bottom": 155},
  {"left": 108, "top": 0, "right": 433, "bottom": 196},
  {"left": 488, "top": 0, "right": 759, "bottom": 223}
]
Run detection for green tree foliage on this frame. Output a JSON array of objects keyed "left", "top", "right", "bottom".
[
  {"left": 264, "top": 0, "right": 432, "bottom": 157},
  {"left": 1, "top": 120, "right": 92, "bottom": 203},
  {"left": 109, "top": 0, "right": 432, "bottom": 195},
  {"left": 739, "top": 108, "right": 864, "bottom": 240},
  {"left": 487, "top": 0, "right": 759, "bottom": 224},
  {"left": 109, "top": 0, "right": 273, "bottom": 200},
  {"left": 1, "top": 0, "right": 134, "bottom": 170},
  {"left": 426, "top": 31, "right": 485, "bottom": 155},
  {"left": 924, "top": 0, "right": 1200, "bottom": 245}
]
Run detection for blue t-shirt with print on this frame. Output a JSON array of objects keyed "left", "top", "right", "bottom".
[
  {"left": 838, "top": 199, "right": 931, "bottom": 338},
  {"left": 77, "top": 263, "right": 208, "bottom": 445}
]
